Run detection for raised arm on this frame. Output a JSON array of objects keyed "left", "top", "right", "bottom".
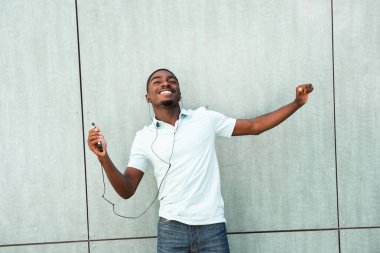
[
  {"left": 232, "top": 84, "right": 314, "bottom": 136},
  {"left": 88, "top": 127, "right": 144, "bottom": 199}
]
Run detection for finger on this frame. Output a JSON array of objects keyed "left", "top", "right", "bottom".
[
  {"left": 88, "top": 137, "right": 101, "bottom": 145},
  {"left": 301, "top": 84, "right": 313, "bottom": 91},
  {"left": 89, "top": 130, "right": 102, "bottom": 136},
  {"left": 89, "top": 131, "right": 102, "bottom": 141},
  {"left": 297, "top": 86, "right": 305, "bottom": 96},
  {"left": 298, "top": 84, "right": 313, "bottom": 94},
  {"left": 307, "top": 84, "right": 314, "bottom": 93},
  {"left": 89, "top": 140, "right": 98, "bottom": 148},
  {"left": 88, "top": 130, "right": 102, "bottom": 139},
  {"left": 90, "top": 139, "right": 106, "bottom": 152},
  {"left": 90, "top": 140, "right": 104, "bottom": 151},
  {"left": 88, "top": 134, "right": 100, "bottom": 143},
  {"left": 88, "top": 135, "right": 103, "bottom": 142},
  {"left": 88, "top": 128, "right": 99, "bottom": 135}
]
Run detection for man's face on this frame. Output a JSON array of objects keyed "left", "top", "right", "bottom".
[{"left": 146, "top": 70, "right": 181, "bottom": 107}]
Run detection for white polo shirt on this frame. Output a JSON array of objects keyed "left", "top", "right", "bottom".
[{"left": 127, "top": 107, "right": 236, "bottom": 225}]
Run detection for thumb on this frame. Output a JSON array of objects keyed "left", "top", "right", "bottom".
[{"left": 297, "top": 87, "right": 305, "bottom": 96}]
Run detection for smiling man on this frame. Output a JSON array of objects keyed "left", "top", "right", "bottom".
[{"left": 88, "top": 69, "right": 314, "bottom": 252}]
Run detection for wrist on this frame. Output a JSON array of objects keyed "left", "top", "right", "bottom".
[
  {"left": 98, "top": 152, "right": 108, "bottom": 162},
  {"left": 293, "top": 99, "right": 304, "bottom": 109}
]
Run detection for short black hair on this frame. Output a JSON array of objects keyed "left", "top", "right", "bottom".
[{"left": 146, "top": 68, "right": 177, "bottom": 92}]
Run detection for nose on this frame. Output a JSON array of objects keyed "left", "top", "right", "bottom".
[{"left": 161, "top": 81, "right": 171, "bottom": 87}]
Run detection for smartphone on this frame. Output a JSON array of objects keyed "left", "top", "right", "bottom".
[{"left": 91, "top": 122, "right": 104, "bottom": 152}]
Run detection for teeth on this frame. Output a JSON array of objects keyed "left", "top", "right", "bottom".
[{"left": 160, "top": 90, "right": 172, "bottom": 94}]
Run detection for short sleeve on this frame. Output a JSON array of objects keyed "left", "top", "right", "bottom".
[
  {"left": 206, "top": 109, "right": 236, "bottom": 137},
  {"left": 127, "top": 132, "right": 149, "bottom": 172}
]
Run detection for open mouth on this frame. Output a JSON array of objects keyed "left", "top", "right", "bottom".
[{"left": 159, "top": 89, "right": 173, "bottom": 95}]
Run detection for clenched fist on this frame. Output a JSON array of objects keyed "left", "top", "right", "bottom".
[{"left": 295, "top": 84, "right": 314, "bottom": 106}]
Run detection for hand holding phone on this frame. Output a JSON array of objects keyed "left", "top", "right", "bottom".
[
  {"left": 91, "top": 122, "right": 103, "bottom": 152},
  {"left": 89, "top": 122, "right": 104, "bottom": 154}
]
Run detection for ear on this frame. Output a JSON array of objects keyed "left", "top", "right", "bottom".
[{"left": 145, "top": 94, "right": 151, "bottom": 103}]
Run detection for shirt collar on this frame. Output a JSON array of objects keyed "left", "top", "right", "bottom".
[{"left": 152, "top": 108, "right": 192, "bottom": 127}]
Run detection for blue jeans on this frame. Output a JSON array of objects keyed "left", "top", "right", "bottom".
[{"left": 157, "top": 217, "right": 230, "bottom": 253}]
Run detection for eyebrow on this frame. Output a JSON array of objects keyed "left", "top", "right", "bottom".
[{"left": 150, "top": 75, "right": 177, "bottom": 83}]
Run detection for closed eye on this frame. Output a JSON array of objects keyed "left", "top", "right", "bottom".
[{"left": 168, "top": 77, "right": 177, "bottom": 83}]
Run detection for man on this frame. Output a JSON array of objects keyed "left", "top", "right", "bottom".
[{"left": 88, "top": 69, "right": 313, "bottom": 252}]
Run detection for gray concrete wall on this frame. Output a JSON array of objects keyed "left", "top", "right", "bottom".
[{"left": 1, "top": 0, "right": 379, "bottom": 252}]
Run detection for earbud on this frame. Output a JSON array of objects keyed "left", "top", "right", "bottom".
[{"left": 156, "top": 122, "right": 160, "bottom": 128}]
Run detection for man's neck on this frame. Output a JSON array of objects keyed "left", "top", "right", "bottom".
[{"left": 153, "top": 106, "right": 181, "bottom": 126}]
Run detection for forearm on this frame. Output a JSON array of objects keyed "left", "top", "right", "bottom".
[
  {"left": 252, "top": 100, "right": 302, "bottom": 134},
  {"left": 98, "top": 153, "right": 134, "bottom": 199},
  {"left": 233, "top": 84, "right": 313, "bottom": 136}
]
